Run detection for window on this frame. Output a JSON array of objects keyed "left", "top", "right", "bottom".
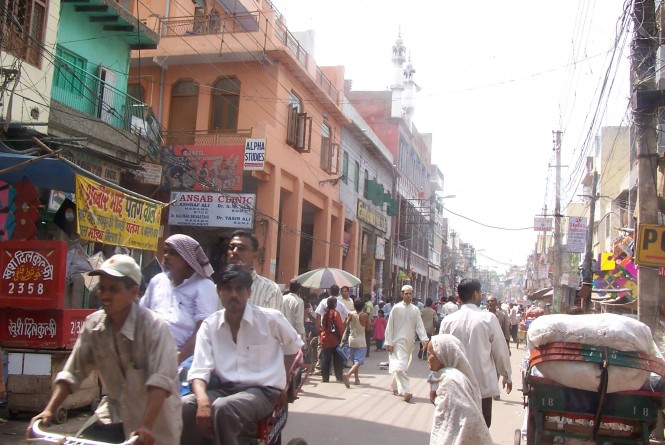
[
  {"left": 320, "top": 123, "right": 339, "bottom": 174},
  {"left": 354, "top": 161, "right": 360, "bottom": 192},
  {"left": 341, "top": 151, "right": 348, "bottom": 184},
  {"left": 286, "top": 92, "right": 311, "bottom": 152},
  {"left": 53, "top": 46, "right": 86, "bottom": 94},
  {"left": 363, "top": 169, "right": 369, "bottom": 198},
  {"left": 1, "top": 0, "right": 47, "bottom": 66},
  {"left": 210, "top": 76, "right": 240, "bottom": 131}
]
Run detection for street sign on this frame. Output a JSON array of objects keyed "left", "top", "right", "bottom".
[{"left": 636, "top": 224, "right": 665, "bottom": 266}]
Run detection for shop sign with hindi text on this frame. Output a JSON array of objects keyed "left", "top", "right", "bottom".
[{"left": 75, "top": 175, "right": 162, "bottom": 251}]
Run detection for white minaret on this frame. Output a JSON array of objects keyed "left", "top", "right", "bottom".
[
  {"left": 403, "top": 56, "right": 418, "bottom": 129},
  {"left": 390, "top": 31, "right": 406, "bottom": 118}
]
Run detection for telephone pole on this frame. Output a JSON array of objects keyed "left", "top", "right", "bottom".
[
  {"left": 582, "top": 171, "right": 598, "bottom": 313},
  {"left": 632, "top": 0, "right": 660, "bottom": 332},
  {"left": 552, "top": 130, "right": 563, "bottom": 313}
]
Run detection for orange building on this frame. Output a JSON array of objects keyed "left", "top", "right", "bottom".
[{"left": 128, "top": 0, "right": 349, "bottom": 285}]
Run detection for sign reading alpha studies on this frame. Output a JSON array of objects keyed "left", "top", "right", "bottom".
[{"left": 75, "top": 175, "right": 162, "bottom": 251}]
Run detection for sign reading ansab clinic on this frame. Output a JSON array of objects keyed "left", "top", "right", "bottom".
[{"left": 169, "top": 192, "right": 255, "bottom": 228}]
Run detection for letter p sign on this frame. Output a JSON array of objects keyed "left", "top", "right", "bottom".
[{"left": 637, "top": 224, "right": 665, "bottom": 267}]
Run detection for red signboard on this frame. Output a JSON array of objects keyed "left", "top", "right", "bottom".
[
  {"left": 0, "top": 308, "right": 94, "bottom": 349},
  {"left": 0, "top": 240, "right": 67, "bottom": 309}
]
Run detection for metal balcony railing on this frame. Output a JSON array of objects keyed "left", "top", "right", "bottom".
[
  {"left": 163, "top": 129, "right": 253, "bottom": 146},
  {"left": 157, "top": 12, "right": 260, "bottom": 37},
  {"left": 51, "top": 53, "right": 162, "bottom": 156},
  {"left": 316, "top": 67, "right": 339, "bottom": 103},
  {"left": 274, "top": 18, "right": 307, "bottom": 67}
]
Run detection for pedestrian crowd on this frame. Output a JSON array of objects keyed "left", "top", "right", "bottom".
[{"left": 23, "top": 229, "right": 532, "bottom": 445}]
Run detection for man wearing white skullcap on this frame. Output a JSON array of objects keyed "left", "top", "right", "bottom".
[
  {"left": 140, "top": 234, "right": 218, "bottom": 363},
  {"left": 384, "top": 284, "right": 429, "bottom": 402}
]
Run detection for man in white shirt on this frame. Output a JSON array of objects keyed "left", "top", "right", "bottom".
[
  {"left": 282, "top": 280, "right": 305, "bottom": 342},
  {"left": 140, "top": 234, "right": 218, "bottom": 364},
  {"left": 509, "top": 303, "right": 520, "bottom": 345},
  {"left": 442, "top": 295, "right": 459, "bottom": 317},
  {"left": 336, "top": 285, "right": 355, "bottom": 313},
  {"left": 182, "top": 265, "right": 303, "bottom": 445},
  {"left": 384, "top": 285, "right": 429, "bottom": 402},
  {"left": 226, "top": 230, "right": 283, "bottom": 313},
  {"left": 439, "top": 279, "right": 512, "bottom": 427}
]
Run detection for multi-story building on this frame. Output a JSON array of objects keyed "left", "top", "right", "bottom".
[
  {"left": 129, "top": 1, "right": 348, "bottom": 284},
  {"left": 339, "top": 98, "right": 394, "bottom": 299}
]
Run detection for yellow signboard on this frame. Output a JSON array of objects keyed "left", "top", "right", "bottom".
[
  {"left": 636, "top": 224, "right": 665, "bottom": 267},
  {"left": 75, "top": 175, "right": 162, "bottom": 251}
]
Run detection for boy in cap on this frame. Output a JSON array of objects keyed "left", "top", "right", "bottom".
[{"left": 29, "top": 255, "right": 182, "bottom": 445}]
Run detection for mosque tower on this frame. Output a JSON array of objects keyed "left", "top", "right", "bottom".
[
  {"left": 402, "top": 56, "right": 419, "bottom": 130},
  {"left": 390, "top": 31, "right": 407, "bottom": 118}
]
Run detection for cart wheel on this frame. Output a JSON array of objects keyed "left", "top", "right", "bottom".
[
  {"left": 55, "top": 407, "right": 67, "bottom": 424},
  {"left": 286, "top": 439, "right": 308, "bottom": 445},
  {"left": 513, "top": 428, "right": 521, "bottom": 445},
  {"left": 90, "top": 397, "right": 100, "bottom": 413}
]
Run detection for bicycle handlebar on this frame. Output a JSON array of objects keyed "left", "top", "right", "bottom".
[{"left": 29, "top": 420, "right": 140, "bottom": 445}]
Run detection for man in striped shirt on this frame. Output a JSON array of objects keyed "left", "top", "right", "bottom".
[{"left": 227, "top": 230, "right": 283, "bottom": 313}]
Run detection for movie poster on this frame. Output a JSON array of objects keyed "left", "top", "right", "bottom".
[{"left": 162, "top": 145, "right": 244, "bottom": 191}]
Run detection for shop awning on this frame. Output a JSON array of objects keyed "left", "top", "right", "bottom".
[
  {"left": 0, "top": 152, "right": 77, "bottom": 192},
  {"left": 528, "top": 287, "right": 553, "bottom": 300},
  {"left": 0, "top": 152, "right": 162, "bottom": 204}
]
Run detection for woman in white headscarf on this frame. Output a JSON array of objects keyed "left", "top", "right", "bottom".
[{"left": 427, "top": 334, "right": 493, "bottom": 445}]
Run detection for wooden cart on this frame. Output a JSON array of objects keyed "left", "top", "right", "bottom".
[
  {"left": 5, "top": 349, "right": 100, "bottom": 423},
  {"left": 518, "top": 343, "right": 665, "bottom": 445}
]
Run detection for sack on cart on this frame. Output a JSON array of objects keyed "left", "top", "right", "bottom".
[{"left": 526, "top": 313, "right": 663, "bottom": 393}]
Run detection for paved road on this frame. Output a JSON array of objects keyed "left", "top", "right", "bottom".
[
  {"left": 0, "top": 340, "right": 527, "bottom": 445},
  {"left": 282, "top": 342, "right": 526, "bottom": 445}
]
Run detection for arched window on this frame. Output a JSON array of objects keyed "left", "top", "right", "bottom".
[{"left": 210, "top": 77, "right": 240, "bottom": 131}]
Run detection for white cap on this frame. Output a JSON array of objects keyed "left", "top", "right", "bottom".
[
  {"left": 401, "top": 284, "right": 413, "bottom": 292},
  {"left": 90, "top": 254, "right": 142, "bottom": 285}
]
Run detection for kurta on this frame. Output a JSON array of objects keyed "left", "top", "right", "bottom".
[{"left": 384, "top": 301, "right": 428, "bottom": 373}]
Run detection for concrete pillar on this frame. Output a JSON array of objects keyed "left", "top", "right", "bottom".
[
  {"left": 255, "top": 164, "right": 280, "bottom": 280},
  {"left": 311, "top": 195, "right": 331, "bottom": 269},
  {"left": 277, "top": 174, "right": 303, "bottom": 283}
]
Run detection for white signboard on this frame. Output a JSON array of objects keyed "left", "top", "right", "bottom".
[
  {"left": 566, "top": 216, "right": 587, "bottom": 253},
  {"left": 137, "top": 162, "right": 163, "bottom": 186},
  {"left": 534, "top": 217, "right": 553, "bottom": 232},
  {"left": 168, "top": 192, "right": 255, "bottom": 228},
  {"left": 243, "top": 138, "right": 266, "bottom": 171},
  {"left": 375, "top": 237, "right": 386, "bottom": 260}
]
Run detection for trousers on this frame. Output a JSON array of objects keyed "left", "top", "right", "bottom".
[{"left": 181, "top": 383, "right": 280, "bottom": 445}]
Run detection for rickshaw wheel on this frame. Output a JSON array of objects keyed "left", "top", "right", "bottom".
[
  {"left": 286, "top": 439, "right": 307, "bottom": 445},
  {"left": 55, "top": 407, "right": 67, "bottom": 424},
  {"left": 513, "top": 428, "right": 521, "bottom": 445}
]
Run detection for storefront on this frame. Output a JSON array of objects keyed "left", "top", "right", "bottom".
[{"left": 357, "top": 200, "right": 388, "bottom": 301}]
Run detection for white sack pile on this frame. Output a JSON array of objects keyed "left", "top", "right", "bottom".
[{"left": 526, "top": 313, "right": 663, "bottom": 393}]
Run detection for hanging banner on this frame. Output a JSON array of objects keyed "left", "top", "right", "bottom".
[
  {"left": 75, "top": 175, "right": 162, "bottom": 251},
  {"left": 161, "top": 145, "right": 244, "bottom": 191},
  {"left": 566, "top": 216, "right": 587, "bottom": 253}
]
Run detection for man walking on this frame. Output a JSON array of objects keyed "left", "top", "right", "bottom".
[
  {"left": 282, "top": 280, "right": 306, "bottom": 343},
  {"left": 439, "top": 279, "right": 512, "bottom": 427},
  {"left": 384, "top": 285, "right": 429, "bottom": 402},
  {"left": 509, "top": 303, "right": 520, "bottom": 346}
]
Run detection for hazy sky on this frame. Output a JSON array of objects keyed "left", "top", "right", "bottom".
[{"left": 274, "top": 0, "right": 632, "bottom": 271}]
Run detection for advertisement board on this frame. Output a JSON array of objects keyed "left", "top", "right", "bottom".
[
  {"left": 0, "top": 308, "right": 94, "bottom": 349},
  {"left": 169, "top": 192, "right": 255, "bottom": 228},
  {"left": 0, "top": 240, "right": 67, "bottom": 309},
  {"left": 161, "top": 145, "right": 244, "bottom": 191}
]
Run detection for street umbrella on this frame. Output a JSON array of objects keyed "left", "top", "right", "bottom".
[{"left": 294, "top": 267, "right": 361, "bottom": 289}]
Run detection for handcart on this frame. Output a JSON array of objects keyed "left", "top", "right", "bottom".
[{"left": 517, "top": 342, "right": 665, "bottom": 445}]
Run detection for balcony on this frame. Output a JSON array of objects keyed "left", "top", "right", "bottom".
[
  {"left": 163, "top": 129, "right": 253, "bottom": 146},
  {"left": 51, "top": 56, "right": 162, "bottom": 157},
  {"left": 156, "top": 12, "right": 260, "bottom": 37}
]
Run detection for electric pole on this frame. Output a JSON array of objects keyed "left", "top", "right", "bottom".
[
  {"left": 582, "top": 171, "right": 598, "bottom": 313},
  {"left": 552, "top": 130, "right": 563, "bottom": 313},
  {"left": 632, "top": 0, "right": 660, "bottom": 333}
]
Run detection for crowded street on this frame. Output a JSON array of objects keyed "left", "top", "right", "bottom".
[{"left": 1, "top": 339, "right": 527, "bottom": 445}]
